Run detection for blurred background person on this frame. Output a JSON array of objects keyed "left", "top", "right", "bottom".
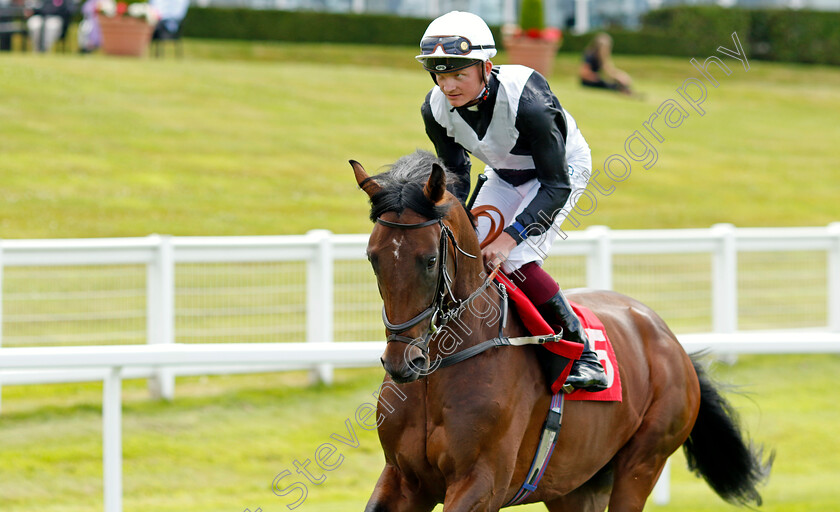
[
  {"left": 579, "top": 32, "right": 633, "bottom": 94},
  {"left": 150, "top": 0, "right": 187, "bottom": 40},
  {"left": 26, "top": 0, "right": 74, "bottom": 52},
  {"left": 76, "top": 0, "right": 101, "bottom": 53}
]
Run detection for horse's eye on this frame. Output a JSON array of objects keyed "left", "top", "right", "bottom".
[{"left": 427, "top": 256, "right": 437, "bottom": 270}]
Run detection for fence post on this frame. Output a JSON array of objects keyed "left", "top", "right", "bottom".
[
  {"left": 586, "top": 225, "right": 613, "bottom": 290},
  {"left": 103, "top": 366, "right": 123, "bottom": 512},
  {"left": 828, "top": 222, "right": 840, "bottom": 332},
  {"left": 307, "top": 230, "right": 334, "bottom": 385},
  {"left": 711, "top": 223, "right": 738, "bottom": 334},
  {"left": 652, "top": 458, "right": 671, "bottom": 505},
  {"left": 147, "top": 235, "right": 175, "bottom": 400},
  {"left": 0, "top": 241, "right": 3, "bottom": 414}
]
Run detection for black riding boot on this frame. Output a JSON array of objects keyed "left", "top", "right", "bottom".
[{"left": 537, "top": 290, "right": 609, "bottom": 392}]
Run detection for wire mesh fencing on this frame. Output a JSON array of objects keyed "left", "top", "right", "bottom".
[{"left": 1, "top": 227, "right": 837, "bottom": 349}]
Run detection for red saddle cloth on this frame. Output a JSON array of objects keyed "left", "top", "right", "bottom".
[{"left": 496, "top": 273, "right": 622, "bottom": 401}]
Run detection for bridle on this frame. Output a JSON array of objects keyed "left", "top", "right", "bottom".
[
  {"left": 376, "top": 216, "right": 483, "bottom": 355},
  {"left": 375, "top": 210, "right": 562, "bottom": 376},
  {"left": 376, "top": 210, "right": 560, "bottom": 371}
]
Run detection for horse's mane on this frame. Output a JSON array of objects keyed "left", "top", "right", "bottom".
[{"left": 367, "top": 150, "right": 463, "bottom": 223}]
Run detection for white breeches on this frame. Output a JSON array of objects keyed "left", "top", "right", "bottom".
[{"left": 474, "top": 164, "right": 591, "bottom": 274}]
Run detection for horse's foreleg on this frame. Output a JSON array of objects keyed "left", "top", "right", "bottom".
[
  {"left": 544, "top": 491, "right": 610, "bottom": 512},
  {"left": 364, "top": 464, "right": 436, "bottom": 512},
  {"left": 544, "top": 464, "right": 612, "bottom": 512},
  {"left": 440, "top": 469, "right": 510, "bottom": 512}
]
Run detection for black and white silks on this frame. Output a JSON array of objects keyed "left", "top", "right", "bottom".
[{"left": 422, "top": 65, "right": 591, "bottom": 244}]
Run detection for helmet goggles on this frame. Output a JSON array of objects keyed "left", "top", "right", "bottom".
[{"left": 420, "top": 35, "right": 495, "bottom": 56}]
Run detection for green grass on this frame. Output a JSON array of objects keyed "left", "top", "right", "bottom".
[
  {"left": 1, "top": 356, "right": 839, "bottom": 511},
  {"left": 1, "top": 39, "right": 840, "bottom": 511},
  {"left": 1, "top": 40, "right": 839, "bottom": 239}
]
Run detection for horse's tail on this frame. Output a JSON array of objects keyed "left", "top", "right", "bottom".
[{"left": 682, "top": 356, "right": 774, "bottom": 507}]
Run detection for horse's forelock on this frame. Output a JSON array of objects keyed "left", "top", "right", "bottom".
[{"left": 367, "top": 150, "right": 463, "bottom": 223}]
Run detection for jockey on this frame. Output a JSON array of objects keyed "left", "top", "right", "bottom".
[{"left": 417, "top": 11, "right": 608, "bottom": 392}]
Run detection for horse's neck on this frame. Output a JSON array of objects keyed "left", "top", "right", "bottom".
[
  {"left": 424, "top": 254, "right": 537, "bottom": 414},
  {"left": 426, "top": 278, "right": 534, "bottom": 405},
  {"left": 440, "top": 265, "right": 523, "bottom": 351},
  {"left": 440, "top": 211, "right": 525, "bottom": 349}
]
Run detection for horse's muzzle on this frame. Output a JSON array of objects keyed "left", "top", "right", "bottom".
[{"left": 381, "top": 346, "right": 428, "bottom": 383}]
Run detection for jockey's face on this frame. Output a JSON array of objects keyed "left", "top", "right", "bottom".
[{"left": 435, "top": 61, "right": 489, "bottom": 108}]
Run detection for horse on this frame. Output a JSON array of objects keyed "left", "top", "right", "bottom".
[{"left": 351, "top": 150, "right": 771, "bottom": 512}]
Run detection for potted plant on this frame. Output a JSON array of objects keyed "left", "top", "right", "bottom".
[
  {"left": 96, "top": 0, "right": 159, "bottom": 57},
  {"left": 502, "top": 0, "right": 562, "bottom": 77}
]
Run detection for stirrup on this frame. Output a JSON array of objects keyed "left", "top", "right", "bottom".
[{"left": 564, "top": 357, "right": 608, "bottom": 392}]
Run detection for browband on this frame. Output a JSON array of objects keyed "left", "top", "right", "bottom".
[{"left": 376, "top": 217, "right": 440, "bottom": 230}]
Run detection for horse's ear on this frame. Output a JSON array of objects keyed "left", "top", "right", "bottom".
[
  {"left": 424, "top": 163, "right": 446, "bottom": 204},
  {"left": 350, "top": 160, "right": 382, "bottom": 198}
]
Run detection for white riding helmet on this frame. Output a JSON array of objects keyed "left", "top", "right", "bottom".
[{"left": 416, "top": 11, "right": 497, "bottom": 73}]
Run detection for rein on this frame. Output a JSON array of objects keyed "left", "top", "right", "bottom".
[{"left": 376, "top": 214, "right": 561, "bottom": 372}]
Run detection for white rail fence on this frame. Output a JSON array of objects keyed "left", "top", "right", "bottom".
[
  {"left": 1, "top": 223, "right": 840, "bottom": 396},
  {"left": 2, "top": 223, "right": 840, "bottom": 511}
]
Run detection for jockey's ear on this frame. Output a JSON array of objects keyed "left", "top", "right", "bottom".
[
  {"left": 350, "top": 160, "right": 382, "bottom": 198},
  {"left": 424, "top": 163, "right": 446, "bottom": 204}
]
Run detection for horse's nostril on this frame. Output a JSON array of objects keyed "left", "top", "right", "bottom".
[{"left": 411, "top": 356, "right": 427, "bottom": 372}]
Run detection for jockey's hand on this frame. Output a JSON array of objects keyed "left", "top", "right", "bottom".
[{"left": 482, "top": 232, "right": 517, "bottom": 271}]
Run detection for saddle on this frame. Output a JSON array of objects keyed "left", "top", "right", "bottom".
[
  {"left": 497, "top": 272, "right": 622, "bottom": 401},
  {"left": 472, "top": 205, "right": 621, "bottom": 400}
]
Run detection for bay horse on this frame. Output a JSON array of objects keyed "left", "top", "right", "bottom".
[{"left": 352, "top": 150, "right": 770, "bottom": 512}]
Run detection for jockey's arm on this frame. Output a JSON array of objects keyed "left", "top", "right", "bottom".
[{"left": 502, "top": 92, "right": 573, "bottom": 246}]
